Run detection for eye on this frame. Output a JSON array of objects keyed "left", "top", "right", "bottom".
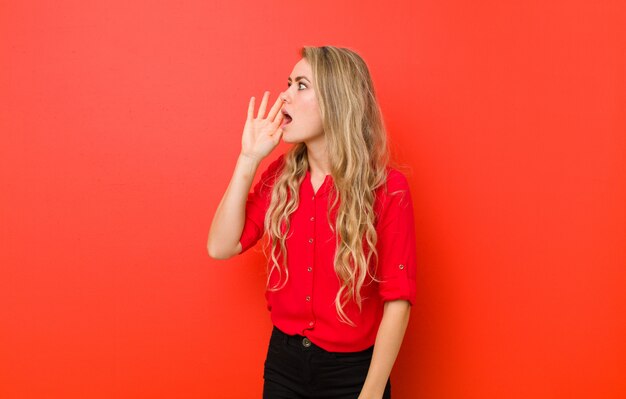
[{"left": 287, "top": 82, "right": 307, "bottom": 90}]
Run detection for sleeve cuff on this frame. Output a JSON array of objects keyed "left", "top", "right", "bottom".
[
  {"left": 378, "top": 275, "right": 416, "bottom": 305},
  {"left": 238, "top": 217, "right": 263, "bottom": 254}
]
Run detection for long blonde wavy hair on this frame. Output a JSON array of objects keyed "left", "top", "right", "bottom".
[{"left": 263, "top": 46, "right": 390, "bottom": 326}]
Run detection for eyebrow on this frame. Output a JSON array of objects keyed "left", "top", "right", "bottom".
[{"left": 287, "top": 76, "right": 311, "bottom": 83}]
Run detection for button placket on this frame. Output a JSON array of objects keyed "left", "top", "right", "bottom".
[{"left": 305, "top": 191, "right": 316, "bottom": 330}]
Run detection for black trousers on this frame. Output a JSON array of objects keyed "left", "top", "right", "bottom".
[{"left": 263, "top": 326, "right": 391, "bottom": 399}]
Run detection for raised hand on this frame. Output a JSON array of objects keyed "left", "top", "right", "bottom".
[{"left": 240, "top": 91, "right": 284, "bottom": 162}]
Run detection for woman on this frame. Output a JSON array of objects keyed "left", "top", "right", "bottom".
[{"left": 207, "top": 46, "right": 417, "bottom": 399}]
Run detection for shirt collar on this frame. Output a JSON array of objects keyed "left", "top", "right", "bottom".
[{"left": 304, "top": 169, "right": 334, "bottom": 197}]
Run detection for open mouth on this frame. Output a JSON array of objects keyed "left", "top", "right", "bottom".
[{"left": 281, "top": 110, "right": 293, "bottom": 126}]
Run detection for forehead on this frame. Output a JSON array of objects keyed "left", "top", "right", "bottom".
[{"left": 289, "top": 58, "right": 313, "bottom": 79}]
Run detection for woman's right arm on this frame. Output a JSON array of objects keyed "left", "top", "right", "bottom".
[{"left": 207, "top": 91, "right": 284, "bottom": 260}]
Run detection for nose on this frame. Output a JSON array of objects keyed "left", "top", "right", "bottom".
[{"left": 279, "top": 91, "right": 290, "bottom": 103}]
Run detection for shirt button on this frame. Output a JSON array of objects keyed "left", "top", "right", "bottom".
[
  {"left": 305, "top": 296, "right": 311, "bottom": 301},
  {"left": 311, "top": 196, "right": 315, "bottom": 201},
  {"left": 399, "top": 264, "right": 405, "bottom": 270},
  {"left": 310, "top": 216, "right": 315, "bottom": 222},
  {"left": 308, "top": 238, "right": 314, "bottom": 244},
  {"left": 309, "top": 321, "right": 314, "bottom": 327},
  {"left": 307, "top": 267, "right": 312, "bottom": 272}
]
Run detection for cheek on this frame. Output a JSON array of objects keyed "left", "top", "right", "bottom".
[
  {"left": 300, "top": 110, "right": 323, "bottom": 134},
  {"left": 303, "top": 98, "right": 322, "bottom": 124}
]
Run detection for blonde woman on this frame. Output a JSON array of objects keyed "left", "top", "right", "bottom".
[{"left": 208, "top": 46, "right": 417, "bottom": 399}]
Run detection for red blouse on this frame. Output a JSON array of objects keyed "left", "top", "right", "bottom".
[{"left": 239, "top": 153, "right": 417, "bottom": 352}]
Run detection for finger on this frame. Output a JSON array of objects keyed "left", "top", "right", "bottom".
[
  {"left": 271, "top": 111, "right": 284, "bottom": 127},
  {"left": 273, "top": 128, "right": 283, "bottom": 143},
  {"left": 256, "top": 91, "right": 270, "bottom": 119},
  {"left": 247, "top": 97, "right": 255, "bottom": 120},
  {"left": 267, "top": 96, "right": 283, "bottom": 122}
]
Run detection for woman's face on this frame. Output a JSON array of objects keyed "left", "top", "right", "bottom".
[{"left": 279, "top": 58, "right": 324, "bottom": 145}]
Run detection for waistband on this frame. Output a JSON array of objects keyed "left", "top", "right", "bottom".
[
  {"left": 271, "top": 326, "right": 374, "bottom": 354},
  {"left": 271, "top": 326, "right": 326, "bottom": 351}
]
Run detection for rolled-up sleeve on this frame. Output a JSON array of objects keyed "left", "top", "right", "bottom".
[
  {"left": 375, "top": 170, "right": 418, "bottom": 304},
  {"left": 238, "top": 154, "right": 284, "bottom": 254}
]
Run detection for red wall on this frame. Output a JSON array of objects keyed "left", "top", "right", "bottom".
[{"left": 1, "top": 1, "right": 625, "bottom": 398}]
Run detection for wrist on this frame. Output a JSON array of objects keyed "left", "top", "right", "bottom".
[
  {"left": 359, "top": 380, "right": 386, "bottom": 399},
  {"left": 238, "top": 152, "right": 263, "bottom": 167}
]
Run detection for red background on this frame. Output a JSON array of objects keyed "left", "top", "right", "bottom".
[{"left": 1, "top": 0, "right": 625, "bottom": 398}]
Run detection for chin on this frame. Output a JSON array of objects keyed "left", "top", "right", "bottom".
[
  {"left": 282, "top": 126, "right": 322, "bottom": 145},
  {"left": 283, "top": 138, "right": 303, "bottom": 145},
  {"left": 281, "top": 133, "right": 294, "bottom": 143},
  {"left": 281, "top": 130, "right": 302, "bottom": 144}
]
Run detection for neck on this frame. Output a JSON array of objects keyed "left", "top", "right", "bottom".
[{"left": 305, "top": 136, "right": 331, "bottom": 177}]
